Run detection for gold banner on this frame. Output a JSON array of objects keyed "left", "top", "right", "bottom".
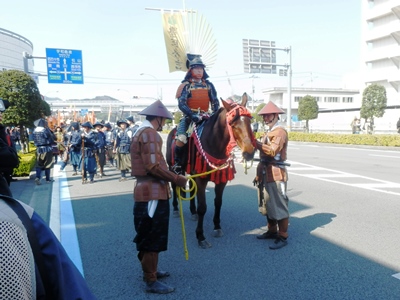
[{"left": 162, "top": 12, "right": 187, "bottom": 73}]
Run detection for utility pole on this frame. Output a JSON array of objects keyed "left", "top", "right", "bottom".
[
  {"left": 250, "top": 75, "right": 259, "bottom": 112},
  {"left": 286, "top": 46, "right": 292, "bottom": 131}
]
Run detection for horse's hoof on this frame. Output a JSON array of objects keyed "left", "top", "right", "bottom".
[
  {"left": 173, "top": 210, "right": 180, "bottom": 218},
  {"left": 191, "top": 214, "right": 198, "bottom": 221},
  {"left": 198, "top": 240, "right": 212, "bottom": 249},
  {"left": 212, "top": 229, "right": 224, "bottom": 237}
]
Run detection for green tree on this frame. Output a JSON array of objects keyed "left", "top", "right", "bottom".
[
  {"left": 0, "top": 70, "right": 50, "bottom": 153},
  {"left": 298, "top": 95, "right": 319, "bottom": 133},
  {"left": 253, "top": 103, "right": 266, "bottom": 123},
  {"left": 0, "top": 70, "right": 49, "bottom": 127},
  {"left": 360, "top": 84, "right": 387, "bottom": 133},
  {"left": 173, "top": 111, "right": 183, "bottom": 127}
]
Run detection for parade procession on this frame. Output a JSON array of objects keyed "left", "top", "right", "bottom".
[{"left": 2, "top": 1, "right": 400, "bottom": 300}]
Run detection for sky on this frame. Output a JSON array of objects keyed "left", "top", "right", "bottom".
[{"left": 1, "top": 0, "right": 362, "bottom": 104}]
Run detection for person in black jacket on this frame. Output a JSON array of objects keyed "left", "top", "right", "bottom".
[
  {"left": 0, "top": 99, "right": 16, "bottom": 196},
  {"left": 32, "top": 118, "right": 56, "bottom": 185}
]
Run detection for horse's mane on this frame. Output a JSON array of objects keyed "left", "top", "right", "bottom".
[{"left": 199, "top": 107, "right": 231, "bottom": 159}]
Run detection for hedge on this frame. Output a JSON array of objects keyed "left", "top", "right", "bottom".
[
  {"left": 255, "top": 132, "right": 400, "bottom": 147},
  {"left": 13, "top": 142, "right": 37, "bottom": 177}
]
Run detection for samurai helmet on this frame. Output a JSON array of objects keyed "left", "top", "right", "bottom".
[{"left": 184, "top": 54, "right": 209, "bottom": 80}]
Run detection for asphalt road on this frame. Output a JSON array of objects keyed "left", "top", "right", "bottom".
[{"left": 23, "top": 138, "right": 400, "bottom": 300}]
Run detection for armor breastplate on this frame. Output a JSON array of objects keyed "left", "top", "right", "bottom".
[{"left": 188, "top": 86, "right": 210, "bottom": 112}]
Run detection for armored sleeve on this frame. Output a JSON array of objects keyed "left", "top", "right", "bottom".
[
  {"left": 207, "top": 81, "right": 220, "bottom": 113},
  {"left": 256, "top": 128, "right": 287, "bottom": 158},
  {"left": 177, "top": 82, "right": 195, "bottom": 118}
]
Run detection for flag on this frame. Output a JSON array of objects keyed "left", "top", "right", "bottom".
[
  {"left": 161, "top": 10, "right": 217, "bottom": 73},
  {"left": 162, "top": 12, "right": 187, "bottom": 73}
]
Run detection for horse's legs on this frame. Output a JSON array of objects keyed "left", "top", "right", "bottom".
[
  {"left": 195, "top": 178, "right": 210, "bottom": 248},
  {"left": 170, "top": 183, "right": 180, "bottom": 218},
  {"left": 212, "top": 182, "right": 227, "bottom": 237},
  {"left": 189, "top": 180, "right": 198, "bottom": 218}
]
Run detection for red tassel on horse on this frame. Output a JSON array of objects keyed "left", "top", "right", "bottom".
[
  {"left": 221, "top": 169, "right": 227, "bottom": 183},
  {"left": 202, "top": 159, "right": 207, "bottom": 174}
]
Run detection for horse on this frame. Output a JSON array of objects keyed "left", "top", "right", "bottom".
[{"left": 166, "top": 93, "right": 256, "bottom": 248}]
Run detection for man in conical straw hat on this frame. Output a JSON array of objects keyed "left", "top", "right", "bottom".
[
  {"left": 254, "top": 101, "right": 290, "bottom": 250},
  {"left": 130, "top": 100, "right": 187, "bottom": 294},
  {"left": 172, "top": 54, "right": 220, "bottom": 174}
]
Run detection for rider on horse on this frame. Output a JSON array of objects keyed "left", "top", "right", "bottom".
[{"left": 173, "top": 54, "right": 220, "bottom": 174}]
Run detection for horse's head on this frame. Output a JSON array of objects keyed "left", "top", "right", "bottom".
[{"left": 222, "top": 93, "right": 256, "bottom": 161}]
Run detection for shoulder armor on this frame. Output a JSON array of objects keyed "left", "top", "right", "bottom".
[{"left": 176, "top": 82, "right": 189, "bottom": 98}]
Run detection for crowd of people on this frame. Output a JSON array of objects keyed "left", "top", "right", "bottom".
[{"left": 32, "top": 116, "right": 140, "bottom": 184}]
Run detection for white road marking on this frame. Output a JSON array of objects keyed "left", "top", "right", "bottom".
[
  {"left": 288, "top": 161, "right": 400, "bottom": 196},
  {"left": 392, "top": 273, "right": 400, "bottom": 280},
  {"left": 369, "top": 154, "right": 400, "bottom": 159},
  {"left": 51, "top": 163, "right": 85, "bottom": 276}
]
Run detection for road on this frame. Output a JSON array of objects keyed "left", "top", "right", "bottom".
[{"left": 44, "top": 139, "right": 400, "bottom": 299}]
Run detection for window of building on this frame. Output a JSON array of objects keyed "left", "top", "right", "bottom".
[
  {"left": 342, "top": 97, "right": 353, "bottom": 103},
  {"left": 294, "top": 96, "right": 303, "bottom": 103},
  {"left": 324, "top": 97, "right": 339, "bottom": 103}
]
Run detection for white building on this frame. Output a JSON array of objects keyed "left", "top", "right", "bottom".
[
  {"left": 0, "top": 28, "right": 33, "bottom": 72},
  {"left": 257, "top": 1, "right": 400, "bottom": 134},
  {"left": 261, "top": 87, "right": 362, "bottom": 133},
  {"left": 362, "top": 0, "right": 400, "bottom": 103}
]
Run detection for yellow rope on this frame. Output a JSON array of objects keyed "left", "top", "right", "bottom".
[{"left": 175, "top": 164, "right": 230, "bottom": 260}]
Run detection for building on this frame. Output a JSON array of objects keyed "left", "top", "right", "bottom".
[
  {"left": 261, "top": 87, "right": 361, "bottom": 132},
  {"left": 362, "top": 0, "right": 400, "bottom": 103},
  {"left": 45, "top": 95, "right": 179, "bottom": 125},
  {"left": 256, "top": 1, "right": 400, "bottom": 134},
  {"left": 0, "top": 28, "right": 33, "bottom": 72}
]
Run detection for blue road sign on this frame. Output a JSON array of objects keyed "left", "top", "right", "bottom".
[
  {"left": 46, "top": 48, "right": 84, "bottom": 84},
  {"left": 80, "top": 109, "right": 88, "bottom": 116}
]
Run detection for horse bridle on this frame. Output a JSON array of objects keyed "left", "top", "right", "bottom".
[{"left": 225, "top": 103, "right": 252, "bottom": 125}]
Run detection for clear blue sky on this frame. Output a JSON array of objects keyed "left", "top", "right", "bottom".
[{"left": 1, "top": 0, "right": 362, "bottom": 103}]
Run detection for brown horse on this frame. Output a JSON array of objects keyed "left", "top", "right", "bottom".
[{"left": 167, "top": 93, "right": 256, "bottom": 248}]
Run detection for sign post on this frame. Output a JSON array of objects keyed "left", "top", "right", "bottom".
[{"left": 46, "top": 48, "right": 84, "bottom": 84}]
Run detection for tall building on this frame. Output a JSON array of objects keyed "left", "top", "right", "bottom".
[
  {"left": 361, "top": 0, "right": 400, "bottom": 104},
  {"left": 0, "top": 28, "right": 33, "bottom": 72}
]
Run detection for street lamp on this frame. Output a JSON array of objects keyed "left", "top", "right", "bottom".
[
  {"left": 140, "top": 73, "right": 160, "bottom": 100},
  {"left": 285, "top": 46, "right": 292, "bottom": 132}
]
